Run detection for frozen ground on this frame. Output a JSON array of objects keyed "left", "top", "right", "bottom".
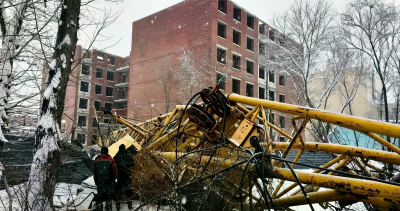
[{"left": 0, "top": 169, "right": 370, "bottom": 210}]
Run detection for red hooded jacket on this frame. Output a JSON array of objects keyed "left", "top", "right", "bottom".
[{"left": 93, "top": 154, "right": 118, "bottom": 185}]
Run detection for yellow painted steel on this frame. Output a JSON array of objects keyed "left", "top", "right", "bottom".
[
  {"left": 103, "top": 90, "right": 400, "bottom": 209},
  {"left": 112, "top": 115, "right": 146, "bottom": 137},
  {"left": 275, "top": 154, "right": 346, "bottom": 198},
  {"left": 152, "top": 107, "right": 179, "bottom": 141},
  {"left": 272, "top": 167, "right": 400, "bottom": 200},
  {"left": 156, "top": 152, "right": 245, "bottom": 168},
  {"left": 228, "top": 94, "right": 400, "bottom": 138},
  {"left": 107, "top": 135, "right": 142, "bottom": 158},
  {"left": 236, "top": 103, "right": 293, "bottom": 140},
  {"left": 366, "top": 132, "right": 400, "bottom": 155},
  {"left": 272, "top": 149, "right": 304, "bottom": 197},
  {"left": 273, "top": 142, "right": 400, "bottom": 165},
  {"left": 272, "top": 190, "right": 400, "bottom": 209},
  {"left": 272, "top": 190, "right": 357, "bottom": 208}
]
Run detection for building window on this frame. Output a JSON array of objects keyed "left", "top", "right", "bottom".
[
  {"left": 247, "top": 14, "right": 254, "bottom": 29},
  {"left": 108, "top": 55, "right": 115, "bottom": 65},
  {"left": 80, "top": 81, "right": 89, "bottom": 92},
  {"left": 280, "top": 116, "right": 285, "bottom": 128},
  {"left": 217, "top": 48, "right": 226, "bottom": 64},
  {"left": 259, "top": 42, "right": 265, "bottom": 54},
  {"left": 96, "top": 68, "right": 103, "bottom": 78},
  {"left": 107, "top": 70, "right": 114, "bottom": 81},
  {"left": 279, "top": 136, "right": 285, "bottom": 142},
  {"left": 105, "top": 102, "right": 112, "bottom": 111},
  {"left": 247, "top": 37, "right": 254, "bottom": 51},
  {"left": 279, "top": 36, "right": 286, "bottom": 46},
  {"left": 259, "top": 66, "right": 265, "bottom": 79},
  {"left": 279, "top": 94, "right": 285, "bottom": 103},
  {"left": 94, "top": 100, "right": 101, "bottom": 111},
  {"left": 269, "top": 90, "right": 275, "bottom": 101},
  {"left": 246, "top": 60, "right": 254, "bottom": 74},
  {"left": 78, "top": 116, "right": 87, "bottom": 127},
  {"left": 121, "top": 73, "right": 127, "bottom": 83},
  {"left": 81, "top": 64, "right": 90, "bottom": 76},
  {"left": 233, "top": 29, "right": 241, "bottom": 45},
  {"left": 91, "top": 135, "right": 98, "bottom": 143},
  {"left": 269, "top": 29, "right": 275, "bottom": 41},
  {"left": 106, "top": 87, "right": 113, "bottom": 97},
  {"left": 279, "top": 75, "right": 285, "bottom": 86},
  {"left": 76, "top": 134, "right": 86, "bottom": 144},
  {"left": 232, "top": 54, "right": 241, "bottom": 70},
  {"left": 269, "top": 70, "right": 275, "bottom": 83},
  {"left": 233, "top": 6, "right": 241, "bottom": 21},
  {"left": 218, "top": 22, "right": 226, "bottom": 38},
  {"left": 97, "top": 52, "right": 104, "bottom": 60},
  {"left": 119, "top": 88, "right": 126, "bottom": 98},
  {"left": 95, "top": 84, "right": 102, "bottom": 95},
  {"left": 232, "top": 78, "right": 240, "bottom": 94},
  {"left": 93, "top": 118, "right": 98, "bottom": 126},
  {"left": 104, "top": 118, "right": 110, "bottom": 124},
  {"left": 115, "top": 102, "right": 127, "bottom": 109},
  {"left": 259, "top": 87, "right": 265, "bottom": 99},
  {"left": 79, "top": 98, "right": 88, "bottom": 109},
  {"left": 246, "top": 83, "right": 253, "bottom": 97},
  {"left": 218, "top": 0, "right": 227, "bottom": 13},
  {"left": 216, "top": 73, "right": 226, "bottom": 90}
]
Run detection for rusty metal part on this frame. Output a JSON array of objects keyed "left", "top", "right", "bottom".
[{"left": 271, "top": 167, "right": 400, "bottom": 200}]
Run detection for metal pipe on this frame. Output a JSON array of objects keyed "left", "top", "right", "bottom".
[
  {"left": 273, "top": 142, "right": 400, "bottom": 165},
  {"left": 228, "top": 94, "right": 400, "bottom": 138},
  {"left": 275, "top": 154, "right": 345, "bottom": 198},
  {"left": 271, "top": 167, "right": 400, "bottom": 200}
]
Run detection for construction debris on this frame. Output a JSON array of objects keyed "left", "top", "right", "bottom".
[{"left": 102, "top": 86, "right": 400, "bottom": 210}]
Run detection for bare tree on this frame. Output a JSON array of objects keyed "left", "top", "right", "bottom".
[
  {"left": 342, "top": 0, "right": 400, "bottom": 125},
  {"left": 261, "top": 0, "right": 336, "bottom": 143},
  {"left": 157, "top": 60, "right": 174, "bottom": 113},
  {"left": 27, "top": 0, "right": 80, "bottom": 209},
  {"left": 269, "top": 0, "right": 335, "bottom": 108},
  {"left": 0, "top": 0, "right": 31, "bottom": 143}
]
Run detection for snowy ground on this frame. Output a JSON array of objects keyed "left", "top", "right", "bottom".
[
  {"left": 0, "top": 177, "right": 171, "bottom": 211},
  {"left": 0, "top": 168, "right": 371, "bottom": 210}
]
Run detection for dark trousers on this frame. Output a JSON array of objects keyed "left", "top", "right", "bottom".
[
  {"left": 93, "top": 193, "right": 113, "bottom": 211},
  {"left": 94, "top": 183, "right": 116, "bottom": 211},
  {"left": 116, "top": 181, "right": 133, "bottom": 210}
]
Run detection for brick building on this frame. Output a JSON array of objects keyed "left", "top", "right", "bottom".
[
  {"left": 47, "top": 0, "right": 304, "bottom": 145},
  {"left": 128, "top": 0, "right": 304, "bottom": 142},
  {"left": 54, "top": 46, "right": 130, "bottom": 145}
]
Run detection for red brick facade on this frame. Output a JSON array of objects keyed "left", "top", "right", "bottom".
[
  {"left": 129, "top": 0, "right": 261, "bottom": 120},
  {"left": 59, "top": 46, "right": 130, "bottom": 145},
  {"left": 128, "top": 0, "right": 304, "bottom": 141},
  {"left": 52, "top": 0, "right": 304, "bottom": 145}
]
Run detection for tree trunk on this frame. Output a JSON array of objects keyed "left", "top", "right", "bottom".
[
  {"left": 27, "top": 0, "right": 80, "bottom": 210},
  {"left": 3, "top": 175, "right": 12, "bottom": 211}
]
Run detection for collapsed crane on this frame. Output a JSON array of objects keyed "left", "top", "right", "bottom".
[{"left": 102, "top": 86, "right": 400, "bottom": 210}]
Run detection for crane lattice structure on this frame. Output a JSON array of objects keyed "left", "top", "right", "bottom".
[{"left": 104, "top": 87, "right": 400, "bottom": 210}]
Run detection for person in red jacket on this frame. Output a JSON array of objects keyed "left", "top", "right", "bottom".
[{"left": 93, "top": 147, "right": 118, "bottom": 211}]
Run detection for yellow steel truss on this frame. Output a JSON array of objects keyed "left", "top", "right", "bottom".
[{"left": 103, "top": 88, "right": 400, "bottom": 210}]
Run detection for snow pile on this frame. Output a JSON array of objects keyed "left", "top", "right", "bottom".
[{"left": 53, "top": 183, "right": 81, "bottom": 207}]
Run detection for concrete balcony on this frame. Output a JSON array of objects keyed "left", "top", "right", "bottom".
[
  {"left": 115, "top": 82, "right": 128, "bottom": 88},
  {"left": 114, "top": 98, "right": 127, "bottom": 103},
  {"left": 116, "top": 65, "right": 129, "bottom": 73}
]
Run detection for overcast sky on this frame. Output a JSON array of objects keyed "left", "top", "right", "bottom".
[{"left": 80, "top": 0, "right": 348, "bottom": 57}]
